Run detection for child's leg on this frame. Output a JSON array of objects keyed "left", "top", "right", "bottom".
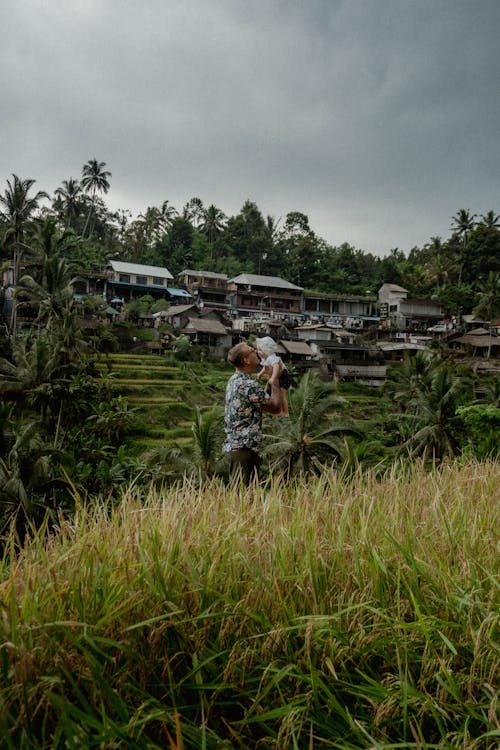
[{"left": 277, "top": 387, "right": 289, "bottom": 417}]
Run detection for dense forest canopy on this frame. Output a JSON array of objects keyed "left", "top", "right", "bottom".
[{"left": 1, "top": 162, "right": 499, "bottom": 320}]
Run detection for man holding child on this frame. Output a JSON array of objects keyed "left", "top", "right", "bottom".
[{"left": 223, "top": 341, "right": 283, "bottom": 484}]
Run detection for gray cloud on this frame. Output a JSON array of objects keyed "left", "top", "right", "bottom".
[{"left": 1, "top": 0, "right": 499, "bottom": 256}]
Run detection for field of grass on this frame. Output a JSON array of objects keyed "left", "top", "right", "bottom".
[{"left": 1, "top": 460, "right": 498, "bottom": 748}]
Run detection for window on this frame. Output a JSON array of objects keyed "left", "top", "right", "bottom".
[
  {"left": 135, "top": 275, "right": 147, "bottom": 286},
  {"left": 119, "top": 273, "right": 130, "bottom": 283},
  {"left": 153, "top": 277, "right": 164, "bottom": 286}
]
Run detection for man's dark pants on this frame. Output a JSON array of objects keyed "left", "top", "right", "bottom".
[{"left": 229, "top": 447, "right": 260, "bottom": 484}]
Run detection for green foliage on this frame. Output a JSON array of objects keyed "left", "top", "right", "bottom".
[
  {"left": 264, "top": 370, "right": 361, "bottom": 475},
  {"left": 457, "top": 403, "right": 500, "bottom": 458}
]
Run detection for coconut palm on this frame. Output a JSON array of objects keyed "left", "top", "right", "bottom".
[
  {"left": 183, "top": 196, "right": 205, "bottom": 228},
  {"left": 54, "top": 178, "right": 82, "bottom": 230},
  {"left": 479, "top": 210, "right": 500, "bottom": 230},
  {"left": 473, "top": 271, "right": 500, "bottom": 322},
  {"left": 201, "top": 204, "right": 226, "bottom": 258},
  {"left": 0, "top": 416, "right": 63, "bottom": 538},
  {"left": 158, "top": 200, "right": 178, "bottom": 230},
  {"left": 263, "top": 370, "right": 361, "bottom": 476},
  {"left": 17, "top": 217, "right": 80, "bottom": 329},
  {"left": 0, "top": 175, "right": 48, "bottom": 336},
  {"left": 19, "top": 255, "right": 78, "bottom": 327},
  {"left": 191, "top": 405, "right": 225, "bottom": 479},
  {"left": 384, "top": 351, "right": 439, "bottom": 414},
  {"left": 451, "top": 209, "right": 476, "bottom": 284},
  {"left": 81, "top": 159, "right": 111, "bottom": 237},
  {"left": 400, "top": 363, "right": 468, "bottom": 461}
]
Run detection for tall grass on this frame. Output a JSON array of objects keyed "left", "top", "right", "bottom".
[{"left": 1, "top": 460, "right": 498, "bottom": 748}]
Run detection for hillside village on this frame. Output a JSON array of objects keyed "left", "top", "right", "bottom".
[{"left": 55, "top": 260, "right": 500, "bottom": 386}]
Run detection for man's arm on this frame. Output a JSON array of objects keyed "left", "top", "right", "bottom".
[{"left": 261, "top": 382, "right": 282, "bottom": 414}]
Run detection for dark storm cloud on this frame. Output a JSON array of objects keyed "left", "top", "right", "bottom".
[{"left": 1, "top": 0, "right": 499, "bottom": 255}]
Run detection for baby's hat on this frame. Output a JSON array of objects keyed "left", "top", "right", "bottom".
[{"left": 255, "top": 336, "right": 280, "bottom": 357}]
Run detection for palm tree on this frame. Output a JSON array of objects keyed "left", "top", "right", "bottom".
[
  {"left": 191, "top": 405, "right": 224, "bottom": 479},
  {"left": 479, "top": 210, "right": 500, "bottom": 230},
  {"left": 0, "top": 416, "right": 62, "bottom": 539},
  {"left": 201, "top": 204, "right": 226, "bottom": 259},
  {"left": 54, "top": 178, "right": 81, "bottom": 230},
  {"left": 451, "top": 209, "right": 476, "bottom": 283},
  {"left": 384, "top": 351, "right": 439, "bottom": 414},
  {"left": 158, "top": 200, "right": 178, "bottom": 231},
  {"left": 422, "top": 236, "right": 452, "bottom": 287},
  {"left": 400, "top": 364, "right": 468, "bottom": 462},
  {"left": 183, "top": 196, "right": 205, "bottom": 228},
  {"left": 263, "top": 370, "right": 360, "bottom": 476},
  {"left": 473, "top": 271, "right": 500, "bottom": 323},
  {"left": 0, "top": 175, "right": 48, "bottom": 337},
  {"left": 81, "top": 159, "right": 111, "bottom": 237}
]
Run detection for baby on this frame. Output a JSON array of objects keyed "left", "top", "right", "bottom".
[{"left": 255, "top": 336, "right": 291, "bottom": 417}]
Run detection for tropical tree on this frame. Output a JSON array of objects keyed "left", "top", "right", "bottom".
[
  {"left": 0, "top": 416, "right": 65, "bottom": 539},
  {"left": 451, "top": 209, "right": 476, "bottom": 283},
  {"left": 384, "top": 351, "right": 439, "bottom": 414},
  {"left": 473, "top": 271, "right": 500, "bottom": 322},
  {"left": 190, "top": 405, "right": 225, "bottom": 480},
  {"left": 81, "top": 158, "right": 111, "bottom": 237},
  {"left": 263, "top": 370, "right": 360, "bottom": 475},
  {"left": 183, "top": 196, "right": 205, "bottom": 228},
  {"left": 158, "top": 199, "right": 178, "bottom": 230},
  {"left": 399, "top": 363, "right": 469, "bottom": 461},
  {"left": 0, "top": 175, "right": 48, "bottom": 336},
  {"left": 54, "top": 178, "right": 82, "bottom": 230},
  {"left": 478, "top": 210, "right": 500, "bottom": 230},
  {"left": 200, "top": 204, "right": 226, "bottom": 260}
]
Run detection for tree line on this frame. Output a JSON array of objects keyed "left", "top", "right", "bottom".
[{"left": 1, "top": 160, "right": 500, "bottom": 319}]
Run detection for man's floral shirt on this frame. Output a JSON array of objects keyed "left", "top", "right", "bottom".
[{"left": 223, "top": 371, "right": 268, "bottom": 452}]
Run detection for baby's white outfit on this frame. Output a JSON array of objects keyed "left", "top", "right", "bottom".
[{"left": 255, "top": 337, "right": 282, "bottom": 367}]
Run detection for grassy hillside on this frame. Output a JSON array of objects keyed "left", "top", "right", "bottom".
[
  {"left": 1, "top": 460, "right": 498, "bottom": 749},
  {"left": 96, "top": 352, "right": 231, "bottom": 454}
]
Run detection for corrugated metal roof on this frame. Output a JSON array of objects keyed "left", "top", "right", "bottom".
[
  {"left": 179, "top": 269, "right": 228, "bottom": 280},
  {"left": 108, "top": 260, "right": 173, "bottom": 279},
  {"left": 280, "top": 340, "right": 315, "bottom": 356},
  {"left": 166, "top": 288, "right": 193, "bottom": 298},
  {"left": 379, "top": 283, "right": 408, "bottom": 293},
  {"left": 164, "top": 304, "right": 197, "bottom": 316},
  {"left": 229, "top": 273, "right": 303, "bottom": 291},
  {"left": 182, "top": 317, "right": 228, "bottom": 335}
]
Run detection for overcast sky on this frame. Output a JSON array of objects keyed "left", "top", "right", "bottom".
[{"left": 1, "top": 0, "right": 499, "bottom": 257}]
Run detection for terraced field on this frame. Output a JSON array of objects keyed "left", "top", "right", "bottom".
[
  {"left": 94, "top": 354, "right": 386, "bottom": 456},
  {"left": 95, "top": 353, "right": 231, "bottom": 454}
]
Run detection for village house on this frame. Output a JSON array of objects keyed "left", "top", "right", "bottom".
[
  {"left": 157, "top": 304, "right": 198, "bottom": 330},
  {"left": 177, "top": 269, "right": 230, "bottom": 311},
  {"left": 104, "top": 261, "right": 193, "bottom": 305},
  {"left": 378, "top": 284, "right": 444, "bottom": 332},
  {"left": 450, "top": 328, "right": 500, "bottom": 359},
  {"left": 378, "top": 283, "right": 444, "bottom": 331},
  {"left": 227, "top": 273, "right": 303, "bottom": 318},
  {"left": 179, "top": 316, "right": 232, "bottom": 357},
  {"left": 307, "top": 339, "right": 386, "bottom": 386},
  {"left": 303, "top": 291, "right": 378, "bottom": 328}
]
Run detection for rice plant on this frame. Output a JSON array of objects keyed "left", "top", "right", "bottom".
[{"left": 0, "top": 459, "right": 498, "bottom": 748}]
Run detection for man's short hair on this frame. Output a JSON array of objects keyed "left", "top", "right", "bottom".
[{"left": 228, "top": 342, "right": 249, "bottom": 367}]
